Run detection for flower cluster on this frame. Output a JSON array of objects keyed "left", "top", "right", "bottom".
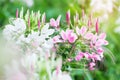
[
  {"left": 52, "top": 10, "right": 108, "bottom": 71},
  {"left": 3, "top": 9, "right": 71, "bottom": 80},
  {"left": 2, "top": 8, "right": 109, "bottom": 80}
]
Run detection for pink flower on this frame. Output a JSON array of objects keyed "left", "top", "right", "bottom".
[
  {"left": 97, "top": 47, "right": 104, "bottom": 57},
  {"left": 91, "top": 34, "right": 97, "bottom": 43},
  {"left": 75, "top": 52, "right": 84, "bottom": 61},
  {"left": 84, "top": 32, "right": 93, "bottom": 40},
  {"left": 61, "top": 29, "right": 77, "bottom": 43},
  {"left": 53, "top": 35, "right": 63, "bottom": 43},
  {"left": 83, "top": 52, "right": 89, "bottom": 59},
  {"left": 61, "top": 30, "right": 68, "bottom": 41},
  {"left": 66, "top": 10, "right": 70, "bottom": 25},
  {"left": 99, "top": 33, "right": 106, "bottom": 39},
  {"left": 80, "top": 26, "right": 87, "bottom": 36},
  {"left": 89, "top": 53, "right": 101, "bottom": 62},
  {"left": 50, "top": 15, "right": 61, "bottom": 28},
  {"left": 68, "top": 32, "right": 77, "bottom": 43},
  {"left": 91, "top": 33, "right": 108, "bottom": 47},
  {"left": 89, "top": 62, "right": 95, "bottom": 70},
  {"left": 76, "top": 26, "right": 87, "bottom": 36}
]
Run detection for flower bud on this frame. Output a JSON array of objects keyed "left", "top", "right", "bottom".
[{"left": 66, "top": 10, "right": 70, "bottom": 26}]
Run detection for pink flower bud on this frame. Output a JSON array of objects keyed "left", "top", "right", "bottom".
[
  {"left": 88, "top": 14, "right": 92, "bottom": 26},
  {"left": 74, "top": 12, "right": 79, "bottom": 24},
  {"left": 95, "top": 18, "right": 99, "bottom": 33},
  {"left": 28, "top": 17, "right": 30, "bottom": 27},
  {"left": 75, "top": 52, "right": 84, "bottom": 61},
  {"left": 82, "top": 9, "right": 85, "bottom": 19},
  {"left": 56, "top": 15, "right": 61, "bottom": 26},
  {"left": 38, "top": 19, "right": 40, "bottom": 30},
  {"left": 50, "top": 15, "right": 61, "bottom": 29},
  {"left": 88, "top": 19, "right": 92, "bottom": 27},
  {"left": 42, "top": 13, "right": 46, "bottom": 24},
  {"left": 16, "top": 8, "right": 19, "bottom": 18},
  {"left": 53, "top": 35, "right": 62, "bottom": 43},
  {"left": 50, "top": 18, "right": 57, "bottom": 27},
  {"left": 80, "top": 26, "right": 87, "bottom": 36},
  {"left": 61, "top": 30, "right": 68, "bottom": 41},
  {"left": 89, "top": 62, "right": 95, "bottom": 70},
  {"left": 66, "top": 10, "right": 70, "bottom": 25}
]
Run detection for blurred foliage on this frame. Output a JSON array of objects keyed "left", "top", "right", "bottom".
[{"left": 0, "top": 0, "right": 120, "bottom": 80}]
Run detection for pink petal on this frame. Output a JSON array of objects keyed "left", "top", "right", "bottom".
[
  {"left": 92, "top": 34, "right": 97, "bottom": 43},
  {"left": 53, "top": 35, "right": 62, "bottom": 43},
  {"left": 83, "top": 52, "right": 89, "bottom": 59},
  {"left": 61, "top": 30, "right": 67, "bottom": 41},
  {"left": 56, "top": 15, "right": 61, "bottom": 26},
  {"left": 97, "top": 47, "right": 104, "bottom": 54},
  {"left": 84, "top": 33, "right": 93, "bottom": 40},
  {"left": 97, "top": 48, "right": 104, "bottom": 58},
  {"left": 75, "top": 52, "right": 84, "bottom": 61},
  {"left": 66, "top": 10, "right": 70, "bottom": 25},
  {"left": 89, "top": 62, "right": 95, "bottom": 70},
  {"left": 99, "top": 33, "right": 106, "bottom": 39},
  {"left": 92, "top": 53, "right": 101, "bottom": 61},
  {"left": 103, "top": 40, "right": 109, "bottom": 45},
  {"left": 80, "top": 26, "right": 87, "bottom": 36},
  {"left": 50, "top": 18, "right": 57, "bottom": 27},
  {"left": 68, "top": 33, "right": 77, "bottom": 43}
]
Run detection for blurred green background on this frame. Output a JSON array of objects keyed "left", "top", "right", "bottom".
[{"left": 0, "top": 0, "right": 120, "bottom": 80}]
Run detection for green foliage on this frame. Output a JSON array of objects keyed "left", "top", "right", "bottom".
[{"left": 0, "top": 0, "right": 120, "bottom": 80}]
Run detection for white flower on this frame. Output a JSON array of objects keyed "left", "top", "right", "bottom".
[
  {"left": 21, "top": 54, "right": 37, "bottom": 72},
  {"left": 41, "top": 23, "right": 55, "bottom": 38},
  {"left": 4, "top": 54, "right": 39, "bottom": 80},
  {"left": 4, "top": 60, "right": 27, "bottom": 80},
  {"left": 52, "top": 70, "right": 72, "bottom": 80},
  {"left": 3, "top": 18, "right": 26, "bottom": 40}
]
